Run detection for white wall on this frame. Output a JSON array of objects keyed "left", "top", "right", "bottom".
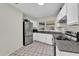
[{"left": 0, "top": 4, "right": 23, "bottom": 55}]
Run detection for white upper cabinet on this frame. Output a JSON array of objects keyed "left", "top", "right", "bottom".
[
  {"left": 56, "top": 4, "right": 67, "bottom": 28},
  {"left": 56, "top": 4, "right": 67, "bottom": 22},
  {"left": 56, "top": 3, "right": 79, "bottom": 26},
  {"left": 67, "top": 3, "right": 79, "bottom": 25}
]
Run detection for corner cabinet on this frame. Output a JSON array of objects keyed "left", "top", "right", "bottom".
[
  {"left": 56, "top": 4, "right": 67, "bottom": 28},
  {"left": 67, "top": 3, "right": 79, "bottom": 25},
  {"left": 56, "top": 4, "right": 67, "bottom": 23}
]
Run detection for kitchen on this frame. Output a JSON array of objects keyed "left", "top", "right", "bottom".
[
  {"left": 0, "top": 3, "right": 79, "bottom": 56},
  {"left": 22, "top": 3, "right": 79, "bottom": 56}
]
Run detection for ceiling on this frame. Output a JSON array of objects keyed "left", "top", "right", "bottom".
[{"left": 11, "top": 3, "right": 64, "bottom": 19}]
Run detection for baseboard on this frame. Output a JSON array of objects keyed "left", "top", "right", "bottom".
[{"left": 8, "top": 45, "right": 23, "bottom": 56}]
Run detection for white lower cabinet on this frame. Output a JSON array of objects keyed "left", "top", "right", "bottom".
[
  {"left": 33, "top": 33, "right": 53, "bottom": 45},
  {"left": 56, "top": 46, "right": 79, "bottom": 56}
]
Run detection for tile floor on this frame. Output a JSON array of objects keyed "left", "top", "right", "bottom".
[{"left": 9, "top": 41, "right": 54, "bottom": 56}]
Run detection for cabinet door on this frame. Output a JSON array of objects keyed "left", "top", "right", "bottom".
[{"left": 67, "top": 3, "right": 79, "bottom": 25}]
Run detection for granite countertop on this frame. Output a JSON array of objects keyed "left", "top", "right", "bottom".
[{"left": 33, "top": 30, "right": 62, "bottom": 34}]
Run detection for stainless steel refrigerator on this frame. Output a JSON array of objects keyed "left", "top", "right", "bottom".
[{"left": 23, "top": 20, "right": 33, "bottom": 46}]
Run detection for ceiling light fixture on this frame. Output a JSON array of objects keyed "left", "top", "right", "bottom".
[
  {"left": 15, "top": 3, "right": 19, "bottom": 4},
  {"left": 38, "top": 3, "right": 44, "bottom": 5}
]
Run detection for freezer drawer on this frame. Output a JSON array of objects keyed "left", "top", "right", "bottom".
[{"left": 24, "top": 35, "right": 33, "bottom": 46}]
